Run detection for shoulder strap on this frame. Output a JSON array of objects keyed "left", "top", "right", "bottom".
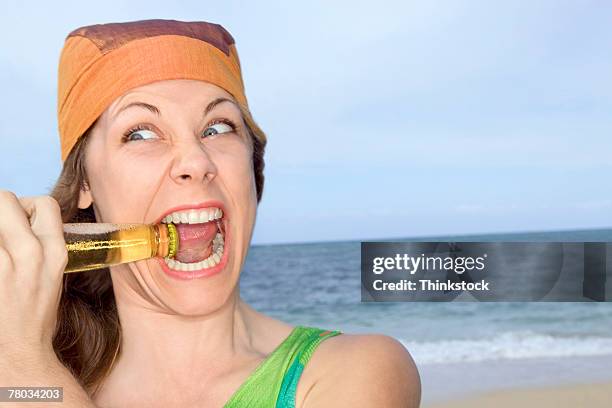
[
  {"left": 223, "top": 326, "right": 342, "bottom": 408},
  {"left": 275, "top": 327, "right": 342, "bottom": 408}
]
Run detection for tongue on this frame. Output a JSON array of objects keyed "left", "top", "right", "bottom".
[{"left": 174, "top": 222, "right": 217, "bottom": 263}]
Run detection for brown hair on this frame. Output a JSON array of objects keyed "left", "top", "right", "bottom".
[{"left": 50, "top": 103, "right": 266, "bottom": 396}]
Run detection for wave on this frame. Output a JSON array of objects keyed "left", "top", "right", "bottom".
[{"left": 401, "top": 331, "right": 612, "bottom": 364}]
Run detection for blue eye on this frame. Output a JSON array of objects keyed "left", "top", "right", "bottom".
[
  {"left": 202, "top": 120, "right": 235, "bottom": 138},
  {"left": 122, "top": 120, "right": 235, "bottom": 143},
  {"left": 123, "top": 126, "right": 159, "bottom": 142}
]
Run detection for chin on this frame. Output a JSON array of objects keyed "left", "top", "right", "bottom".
[
  {"left": 161, "top": 263, "right": 239, "bottom": 314},
  {"left": 173, "top": 298, "right": 227, "bottom": 317}
]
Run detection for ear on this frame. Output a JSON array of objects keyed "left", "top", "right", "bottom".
[{"left": 78, "top": 182, "right": 93, "bottom": 209}]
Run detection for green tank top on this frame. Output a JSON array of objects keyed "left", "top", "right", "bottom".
[{"left": 223, "top": 325, "right": 342, "bottom": 408}]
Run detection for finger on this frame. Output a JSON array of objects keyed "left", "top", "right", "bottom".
[
  {"left": 19, "top": 196, "right": 64, "bottom": 242},
  {"left": 19, "top": 196, "right": 68, "bottom": 277},
  {"left": 0, "top": 191, "right": 43, "bottom": 274}
]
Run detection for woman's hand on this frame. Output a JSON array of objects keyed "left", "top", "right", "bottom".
[
  {"left": 0, "top": 191, "right": 67, "bottom": 363},
  {"left": 0, "top": 191, "right": 98, "bottom": 406}
]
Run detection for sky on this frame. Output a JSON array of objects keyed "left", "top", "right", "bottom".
[{"left": 1, "top": 0, "right": 611, "bottom": 244}]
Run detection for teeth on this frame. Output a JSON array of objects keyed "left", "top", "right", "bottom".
[
  {"left": 163, "top": 244, "right": 224, "bottom": 271},
  {"left": 209, "top": 255, "right": 218, "bottom": 267},
  {"left": 160, "top": 207, "right": 226, "bottom": 272},
  {"left": 199, "top": 211, "right": 208, "bottom": 223},
  {"left": 212, "top": 232, "right": 225, "bottom": 253},
  {"left": 160, "top": 207, "right": 224, "bottom": 225}
]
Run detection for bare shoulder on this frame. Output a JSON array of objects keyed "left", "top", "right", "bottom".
[{"left": 300, "top": 333, "right": 421, "bottom": 408}]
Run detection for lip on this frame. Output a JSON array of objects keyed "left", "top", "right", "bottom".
[
  {"left": 153, "top": 200, "right": 230, "bottom": 280},
  {"left": 156, "top": 220, "right": 230, "bottom": 280},
  {"left": 153, "top": 200, "right": 228, "bottom": 224}
]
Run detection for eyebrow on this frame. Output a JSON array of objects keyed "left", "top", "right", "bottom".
[{"left": 116, "top": 97, "right": 238, "bottom": 119}]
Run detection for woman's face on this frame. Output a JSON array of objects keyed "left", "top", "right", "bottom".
[{"left": 79, "top": 79, "right": 258, "bottom": 315}]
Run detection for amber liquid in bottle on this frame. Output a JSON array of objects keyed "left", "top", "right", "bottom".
[{"left": 63, "top": 223, "right": 177, "bottom": 273}]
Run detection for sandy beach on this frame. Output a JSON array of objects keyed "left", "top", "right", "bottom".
[
  {"left": 417, "top": 354, "right": 612, "bottom": 407},
  {"left": 424, "top": 381, "right": 612, "bottom": 408}
]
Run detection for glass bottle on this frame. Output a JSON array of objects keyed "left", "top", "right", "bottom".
[{"left": 63, "top": 223, "right": 178, "bottom": 273}]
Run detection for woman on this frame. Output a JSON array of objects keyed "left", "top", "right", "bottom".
[{"left": 0, "top": 19, "right": 420, "bottom": 407}]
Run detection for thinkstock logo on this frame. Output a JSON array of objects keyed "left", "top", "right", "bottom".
[{"left": 361, "top": 242, "right": 612, "bottom": 302}]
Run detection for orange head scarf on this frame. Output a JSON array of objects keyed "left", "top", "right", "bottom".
[{"left": 57, "top": 19, "right": 249, "bottom": 161}]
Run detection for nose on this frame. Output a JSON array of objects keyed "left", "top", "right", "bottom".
[{"left": 169, "top": 140, "right": 217, "bottom": 185}]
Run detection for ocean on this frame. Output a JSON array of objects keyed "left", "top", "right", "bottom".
[{"left": 240, "top": 229, "right": 612, "bottom": 368}]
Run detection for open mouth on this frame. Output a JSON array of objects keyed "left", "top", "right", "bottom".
[{"left": 159, "top": 207, "right": 226, "bottom": 272}]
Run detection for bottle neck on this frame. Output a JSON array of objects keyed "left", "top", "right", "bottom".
[{"left": 154, "top": 224, "right": 169, "bottom": 258}]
